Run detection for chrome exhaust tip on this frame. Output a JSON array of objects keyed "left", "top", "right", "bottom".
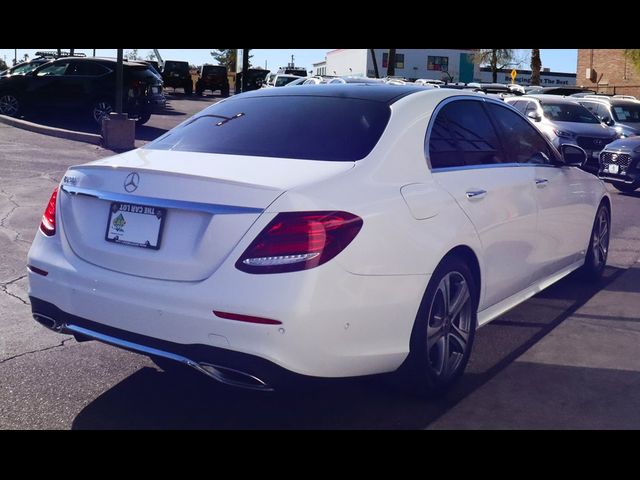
[
  {"left": 191, "top": 362, "right": 274, "bottom": 392},
  {"left": 33, "top": 313, "right": 64, "bottom": 332}
]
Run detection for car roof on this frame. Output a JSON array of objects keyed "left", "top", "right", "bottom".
[
  {"left": 45, "top": 57, "right": 151, "bottom": 68},
  {"left": 231, "top": 84, "right": 431, "bottom": 104},
  {"left": 519, "top": 94, "right": 583, "bottom": 104}
]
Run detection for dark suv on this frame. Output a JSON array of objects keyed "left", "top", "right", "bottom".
[
  {"left": 195, "top": 64, "right": 229, "bottom": 96},
  {"left": 0, "top": 57, "right": 165, "bottom": 125},
  {"left": 162, "top": 60, "right": 193, "bottom": 95},
  {"left": 235, "top": 68, "right": 269, "bottom": 92}
]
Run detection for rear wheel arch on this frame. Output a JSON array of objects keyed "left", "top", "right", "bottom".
[{"left": 440, "top": 245, "right": 482, "bottom": 310}]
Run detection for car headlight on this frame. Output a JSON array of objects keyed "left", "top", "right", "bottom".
[{"left": 553, "top": 129, "right": 575, "bottom": 139}]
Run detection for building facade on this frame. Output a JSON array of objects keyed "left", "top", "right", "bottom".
[
  {"left": 477, "top": 67, "right": 576, "bottom": 86},
  {"left": 577, "top": 49, "right": 640, "bottom": 97},
  {"left": 322, "top": 49, "right": 479, "bottom": 82},
  {"left": 315, "top": 49, "right": 576, "bottom": 86}
]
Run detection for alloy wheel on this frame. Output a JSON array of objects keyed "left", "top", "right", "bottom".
[
  {"left": 93, "top": 101, "right": 113, "bottom": 124},
  {"left": 591, "top": 208, "right": 610, "bottom": 269},
  {"left": 426, "top": 271, "right": 472, "bottom": 381},
  {"left": 0, "top": 94, "right": 19, "bottom": 116}
]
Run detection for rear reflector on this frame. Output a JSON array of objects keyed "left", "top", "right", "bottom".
[
  {"left": 27, "top": 265, "right": 49, "bottom": 276},
  {"left": 236, "top": 211, "right": 363, "bottom": 274},
  {"left": 39, "top": 187, "right": 58, "bottom": 236},
  {"left": 213, "top": 311, "right": 282, "bottom": 325}
]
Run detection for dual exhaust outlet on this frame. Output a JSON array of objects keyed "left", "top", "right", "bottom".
[{"left": 32, "top": 313, "right": 273, "bottom": 392}]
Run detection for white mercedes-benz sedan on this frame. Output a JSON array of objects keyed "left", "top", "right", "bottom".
[{"left": 27, "top": 85, "right": 611, "bottom": 394}]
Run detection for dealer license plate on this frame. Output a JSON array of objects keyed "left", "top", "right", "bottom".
[{"left": 105, "top": 202, "right": 166, "bottom": 250}]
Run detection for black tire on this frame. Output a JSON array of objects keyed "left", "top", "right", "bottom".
[
  {"left": 0, "top": 91, "right": 21, "bottom": 117},
  {"left": 221, "top": 87, "right": 230, "bottom": 98},
  {"left": 398, "top": 255, "right": 478, "bottom": 397},
  {"left": 613, "top": 183, "right": 638, "bottom": 193},
  {"left": 135, "top": 112, "right": 151, "bottom": 126},
  {"left": 184, "top": 81, "right": 193, "bottom": 96},
  {"left": 580, "top": 203, "right": 610, "bottom": 280},
  {"left": 91, "top": 98, "right": 114, "bottom": 125}
]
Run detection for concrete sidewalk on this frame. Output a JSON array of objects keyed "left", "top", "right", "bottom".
[{"left": 429, "top": 262, "right": 640, "bottom": 429}]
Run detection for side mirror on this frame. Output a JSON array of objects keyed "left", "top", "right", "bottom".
[
  {"left": 527, "top": 111, "right": 542, "bottom": 122},
  {"left": 601, "top": 115, "right": 615, "bottom": 127},
  {"left": 560, "top": 144, "right": 588, "bottom": 167}
]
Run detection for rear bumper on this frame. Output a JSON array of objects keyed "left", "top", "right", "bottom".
[
  {"left": 30, "top": 297, "right": 307, "bottom": 391},
  {"left": 27, "top": 224, "right": 427, "bottom": 380}
]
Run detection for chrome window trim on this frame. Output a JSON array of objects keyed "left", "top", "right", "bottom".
[
  {"left": 60, "top": 185, "right": 263, "bottom": 215},
  {"left": 424, "top": 95, "right": 563, "bottom": 171}
]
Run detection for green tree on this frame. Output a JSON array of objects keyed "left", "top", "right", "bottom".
[
  {"left": 625, "top": 49, "right": 640, "bottom": 74},
  {"left": 530, "top": 49, "right": 541, "bottom": 86},
  {"left": 0, "top": 58, "right": 7, "bottom": 71},
  {"left": 125, "top": 49, "right": 142, "bottom": 61},
  {"left": 146, "top": 51, "right": 157, "bottom": 61},
  {"left": 473, "top": 49, "right": 516, "bottom": 83},
  {"left": 211, "top": 49, "right": 252, "bottom": 72}
]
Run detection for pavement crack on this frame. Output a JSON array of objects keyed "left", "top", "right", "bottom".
[
  {"left": 0, "top": 275, "right": 27, "bottom": 287},
  {"left": 0, "top": 337, "right": 74, "bottom": 365},
  {"left": 0, "top": 284, "right": 29, "bottom": 306}
]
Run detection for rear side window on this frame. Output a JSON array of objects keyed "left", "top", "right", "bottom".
[
  {"left": 145, "top": 95, "right": 391, "bottom": 161},
  {"left": 428, "top": 100, "right": 503, "bottom": 169},
  {"left": 164, "top": 62, "right": 189, "bottom": 73},
  {"left": 202, "top": 66, "right": 226, "bottom": 75},
  {"left": 68, "top": 61, "right": 110, "bottom": 76},
  {"left": 486, "top": 103, "right": 554, "bottom": 165}
]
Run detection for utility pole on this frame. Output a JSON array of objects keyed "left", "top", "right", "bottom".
[
  {"left": 387, "top": 49, "right": 396, "bottom": 77},
  {"left": 370, "top": 49, "right": 379, "bottom": 78},
  {"left": 13, "top": 49, "right": 17, "bottom": 65},
  {"left": 93, "top": 49, "right": 96, "bottom": 57}
]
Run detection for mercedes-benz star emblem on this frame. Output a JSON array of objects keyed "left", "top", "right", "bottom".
[{"left": 124, "top": 172, "right": 140, "bottom": 193}]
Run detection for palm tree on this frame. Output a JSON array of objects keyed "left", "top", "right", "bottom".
[{"left": 530, "top": 49, "right": 541, "bottom": 86}]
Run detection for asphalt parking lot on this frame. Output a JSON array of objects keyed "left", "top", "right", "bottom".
[{"left": 2, "top": 98, "right": 640, "bottom": 429}]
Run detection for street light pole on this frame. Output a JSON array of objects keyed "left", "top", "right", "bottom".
[{"left": 116, "top": 48, "right": 123, "bottom": 114}]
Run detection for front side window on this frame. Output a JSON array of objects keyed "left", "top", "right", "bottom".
[
  {"left": 145, "top": 95, "right": 391, "bottom": 162},
  {"left": 486, "top": 103, "right": 555, "bottom": 165},
  {"left": 68, "top": 61, "right": 110, "bottom": 76},
  {"left": 427, "top": 56, "right": 449, "bottom": 72},
  {"left": 36, "top": 62, "right": 70, "bottom": 76},
  {"left": 428, "top": 100, "right": 503, "bottom": 169},
  {"left": 540, "top": 102, "right": 600, "bottom": 124}
]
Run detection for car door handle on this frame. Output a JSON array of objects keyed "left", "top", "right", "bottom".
[
  {"left": 535, "top": 178, "right": 549, "bottom": 188},
  {"left": 466, "top": 190, "right": 487, "bottom": 200}
]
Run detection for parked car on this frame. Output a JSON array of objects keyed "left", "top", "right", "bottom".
[
  {"left": 195, "top": 64, "right": 229, "bottom": 97},
  {"left": 415, "top": 79, "right": 445, "bottom": 86},
  {"left": 235, "top": 68, "right": 269, "bottom": 92},
  {"left": 0, "top": 51, "right": 86, "bottom": 77},
  {"left": 267, "top": 74, "right": 303, "bottom": 87},
  {"left": 598, "top": 136, "right": 640, "bottom": 192},
  {"left": 28, "top": 85, "right": 610, "bottom": 395},
  {"left": 576, "top": 96, "right": 640, "bottom": 138},
  {"left": 0, "top": 57, "right": 165, "bottom": 125},
  {"left": 525, "top": 86, "right": 596, "bottom": 96},
  {"left": 162, "top": 60, "right": 193, "bottom": 95},
  {"left": 141, "top": 60, "right": 162, "bottom": 78},
  {"left": 505, "top": 94, "right": 619, "bottom": 173}
]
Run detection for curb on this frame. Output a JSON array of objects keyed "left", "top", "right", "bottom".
[{"left": 0, "top": 114, "right": 102, "bottom": 145}]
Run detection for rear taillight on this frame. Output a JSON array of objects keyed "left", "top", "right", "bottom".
[
  {"left": 39, "top": 187, "right": 58, "bottom": 236},
  {"left": 236, "top": 211, "right": 363, "bottom": 274}
]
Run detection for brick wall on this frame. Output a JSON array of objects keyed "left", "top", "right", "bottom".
[{"left": 577, "top": 49, "right": 640, "bottom": 97}]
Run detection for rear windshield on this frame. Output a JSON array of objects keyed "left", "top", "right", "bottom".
[
  {"left": 612, "top": 103, "right": 640, "bottom": 122},
  {"left": 202, "top": 65, "right": 226, "bottom": 75},
  {"left": 145, "top": 95, "right": 391, "bottom": 161},
  {"left": 541, "top": 102, "right": 600, "bottom": 124},
  {"left": 164, "top": 61, "right": 189, "bottom": 73}
]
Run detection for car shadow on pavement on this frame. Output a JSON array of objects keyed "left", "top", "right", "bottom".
[{"left": 70, "top": 265, "right": 626, "bottom": 429}]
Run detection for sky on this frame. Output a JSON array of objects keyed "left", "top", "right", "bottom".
[{"left": 0, "top": 49, "right": 579, "bottom": 74}]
